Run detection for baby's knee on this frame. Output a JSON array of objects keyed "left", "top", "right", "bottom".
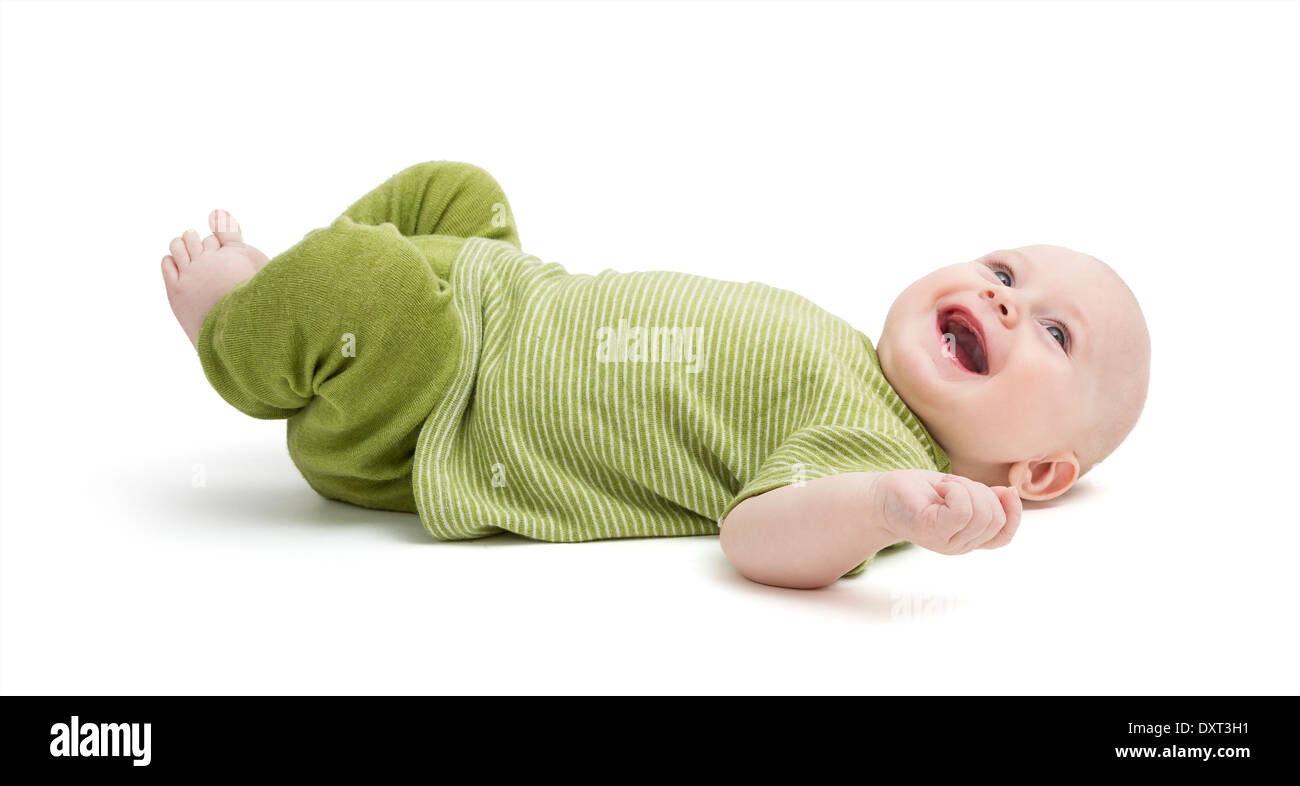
[
  {"left": 269, "top": 218, "right": 431, "bottom": 305},
  {"left": 405, "top": 160, "right": 507, "bottom": 198},
  {"left": 398, "top": 161, "right": 518, "bottom": 247}
]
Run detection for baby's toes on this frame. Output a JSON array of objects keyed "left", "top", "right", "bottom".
[
  {"left": 202, "top": 234, "right": 221, "bottom": 255},
  {"left": 182, "top": 229, "right": 203, "bottom": 260},
  {"left": 208, "top": 209, "right": 243, "bottom": 245},
  {"left": 169, "top": 236, "right": 190, "bottom": 266},
  {"left": 161, "top": 255, "right": 179, "bottom": 285}
]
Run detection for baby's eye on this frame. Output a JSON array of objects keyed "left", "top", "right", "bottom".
[
  {"left": 984, "top": 261, "right": 1014, "bottom": 286},
  {"left": 1045, "top": 324, "right": 1068, "bottom": 351}
]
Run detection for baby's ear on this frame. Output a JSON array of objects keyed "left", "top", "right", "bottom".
[{"left": 1008, "top": 452, "right": 1079, "bottom": 501}]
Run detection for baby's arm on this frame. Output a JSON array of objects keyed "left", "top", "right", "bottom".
[{"left": 719, "top": 470, "right": 1022, "bottom": 589}]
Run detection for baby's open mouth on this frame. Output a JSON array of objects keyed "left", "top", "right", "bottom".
[{"left": 938, "top": 308, "right": 988, "bottom": 375}]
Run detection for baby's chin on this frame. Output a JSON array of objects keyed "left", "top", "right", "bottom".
[
  {"left": 880, "top": 349, "right": 1027, "bottom": 468},
  {"left": 879, "top": 325, "right": 982, "bottom": 414}
]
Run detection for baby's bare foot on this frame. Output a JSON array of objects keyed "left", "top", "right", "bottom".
[{"left": 161, "top": 209, "right": 269, "bottom": 348}]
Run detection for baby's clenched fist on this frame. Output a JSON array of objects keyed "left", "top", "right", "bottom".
[{"left": 871, "top": 470, "right": 1022, "bottom": 555}]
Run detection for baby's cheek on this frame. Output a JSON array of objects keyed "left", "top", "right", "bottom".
[
  {"left": 1013, "top": 373, "right": 1076, "bottom": 437},
  {"left": 977, "top": 372, "right": 1069, "bottom": 449}
]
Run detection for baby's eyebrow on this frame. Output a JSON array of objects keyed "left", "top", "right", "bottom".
[
  {"left": 1065, "top": 301, "right": 1090, "bottom": 333},
  {"left": 1006, "top": 248, "right": 1034, "bottom": 268},
  {"left": 1064, "top": 304, "right": 1091, "bottom": 360}
]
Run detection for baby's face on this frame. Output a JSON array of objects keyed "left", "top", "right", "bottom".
[{"left": 877, "top": 245, "right": 1147, "bottom": 492}]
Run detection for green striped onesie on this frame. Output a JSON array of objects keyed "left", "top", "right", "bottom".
[{"left": 199, "top": 162, "right": 950, "bottom": 577}]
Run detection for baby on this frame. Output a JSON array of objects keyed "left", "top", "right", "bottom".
[{"left": 161, "top": 161, "right": 1150, "bottom": 589}]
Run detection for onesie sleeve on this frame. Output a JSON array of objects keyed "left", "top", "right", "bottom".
[
  {"left": 338, "top": 160, "right": 521, "bottom": 248},
  {"left": 718, "top": 424, "right": 940, "bottom": 578}
]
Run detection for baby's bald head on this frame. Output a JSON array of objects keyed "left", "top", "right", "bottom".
[
  {"left": 1068, "top": 251, "right": 1150, "bottom": 477},
  {"left": 877, "top": 244, "right": 1150, "bottom": 499}
]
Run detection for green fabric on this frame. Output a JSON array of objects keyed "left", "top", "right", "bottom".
[
  {"left": 197, "top": 162, "right": 517, "bottom": 513},
  {"left": 198, "top": 161, "right": 950, "bottom": 578}
]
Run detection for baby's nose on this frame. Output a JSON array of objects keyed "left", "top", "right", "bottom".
[{"left": 982, "top": 288, "right": 1018, "bottom": 327}]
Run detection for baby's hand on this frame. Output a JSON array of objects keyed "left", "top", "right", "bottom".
[{"left": 872, "top": 470, "right": 1021, "bottom": 555}]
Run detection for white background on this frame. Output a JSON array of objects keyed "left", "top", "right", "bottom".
[{"left": 2, "top": 0, "right": 1297, "bottom": 694}]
